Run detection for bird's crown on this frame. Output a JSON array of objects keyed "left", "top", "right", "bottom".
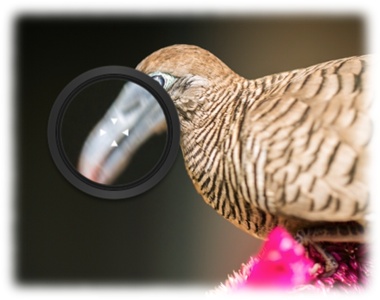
[{"left": 136, "top": 44, "right": 234, "bottom": 79}]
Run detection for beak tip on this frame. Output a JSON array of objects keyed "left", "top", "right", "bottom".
[{"left": 77, "top": 158, "right": 101, "bottom": 183}]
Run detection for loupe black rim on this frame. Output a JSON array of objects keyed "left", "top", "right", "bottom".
[{"left": 48, "top": 66, "right": 180, "bottom": 199}]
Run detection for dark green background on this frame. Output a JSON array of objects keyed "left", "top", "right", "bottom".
[{"left": 15, "top": 15, "right": 364, "bottom": 286}]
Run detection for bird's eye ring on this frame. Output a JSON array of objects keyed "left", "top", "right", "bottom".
[
  {"left": 152, "top": 75, "right": 165, "bottom": 87},
  {"left": 149, "top": 72, "right": 176, "bottom": 90}
]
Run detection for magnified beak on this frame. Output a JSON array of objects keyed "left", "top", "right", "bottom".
[{"left": 77, "top": 81, "right": 167, "bottom": 184}]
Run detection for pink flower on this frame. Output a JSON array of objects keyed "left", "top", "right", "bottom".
[
  {"left": 246, "top": 227, "right": 313, "bottom": 289},
  {"left": 213, "top": 226, "right": 369, "bottom": 294}
]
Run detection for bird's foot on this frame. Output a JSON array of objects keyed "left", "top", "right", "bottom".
[
  {"left": 309, "top": 263, "right": 321, "bottom": 276},
  {"left": 295, "top": 229, "right": 338, "bottom": 277},
  {"left": 295, "top": 222, "right": 366, "bottom": 277}
]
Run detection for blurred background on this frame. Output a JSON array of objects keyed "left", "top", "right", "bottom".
[{"left": 15, "top": 15, "right": 365, "bottom": 287}]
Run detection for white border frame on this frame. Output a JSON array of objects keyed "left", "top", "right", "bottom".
[{"left": 1, "top": 1, "right": 379, "bottom": 299}]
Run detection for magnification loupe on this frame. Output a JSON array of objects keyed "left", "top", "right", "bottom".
[{"left": 48, "top": 66, "right": 180, "bottom": 199}]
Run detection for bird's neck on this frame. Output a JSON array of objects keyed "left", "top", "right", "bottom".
[
  {"left": 179, "top": 69, "right": 298, "bottom": 173},
  {"left": 179, "top": 75, "right": 263, "bottom": 150},
  {"left": 178, "top": 76, "right": 264, "bottom": 226},
  {"left": 178, "top": 72, "right": 301, "bottom": 238}
]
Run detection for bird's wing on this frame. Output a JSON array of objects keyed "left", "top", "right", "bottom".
[{"left": 241, "top": 56, "right": 371, "bottom": 222}]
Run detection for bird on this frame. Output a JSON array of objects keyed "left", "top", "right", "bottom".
[{"left": 78, "top": 44, "right": 371, "bottom": 274}]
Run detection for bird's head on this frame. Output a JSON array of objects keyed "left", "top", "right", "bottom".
[
  {"left": 137, "top": 44, "right": 232, "bottom": 79},
  {"left": 137, "top": 44, "right": 237, "bottom": 125},
  {"left": 77, "top": 44, "right": 237, "bottom": 184}
]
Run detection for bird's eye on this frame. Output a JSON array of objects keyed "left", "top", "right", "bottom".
[
  {"left": 149, "top": 72, "right": 176, "bottom": 90},
  {"left": 152, "top": 75, "right": 165, "bottom": 87}
]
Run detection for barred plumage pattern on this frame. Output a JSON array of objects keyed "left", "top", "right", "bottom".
[{"left": 137, "top": 45, "right": 371, "bottom": 240}]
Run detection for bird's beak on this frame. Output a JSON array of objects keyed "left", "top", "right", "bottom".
[{"left": 77, "top": 81, "right": 167, "bottom": 184}]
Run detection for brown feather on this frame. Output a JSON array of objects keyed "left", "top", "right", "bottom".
[{"left": 136, "top": 44, "right": 371, "bottom": 240}]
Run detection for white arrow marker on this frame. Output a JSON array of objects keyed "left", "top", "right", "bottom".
[
  {"left": 99, "top": 129, "right": 106, "bottom": 136},
  {"left": 123, "top": 129, "right": 129, "bottom": 136},
  {"left": 111, "top": 118, "right": 118, "bottom": 125},
  {"left": 111, "top": 140, "right": 118, "bottom": 147}
]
